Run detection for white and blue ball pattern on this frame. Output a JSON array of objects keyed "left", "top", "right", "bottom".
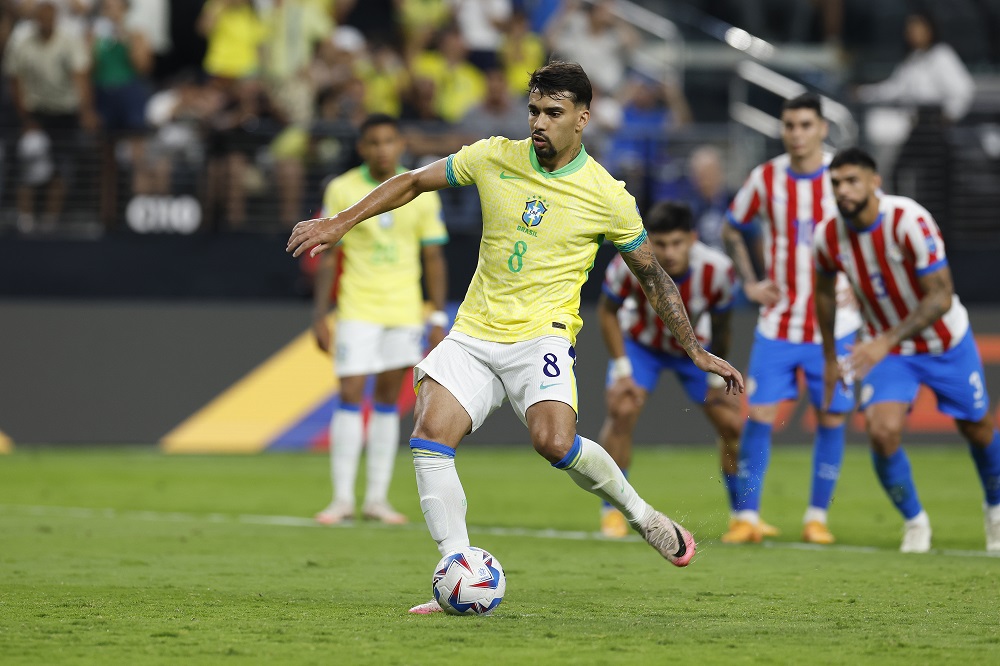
[{"left": 432, "top": 547, "right": 506, "bottom": 615}]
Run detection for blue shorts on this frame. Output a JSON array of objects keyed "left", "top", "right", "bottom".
[
  {"left": 860, "top": 331, "right": 989, "bottom": 422},
  {"left": 746, "top": 330, "right": 857, "bottom": 413},
  {"left": 606, "top": 338, "right": 708, "bottom": 403}
]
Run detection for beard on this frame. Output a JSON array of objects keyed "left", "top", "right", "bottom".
[
  {"left": 836, "top": 196, "right": 867, "bottom": 219},
  {"left": 532, "top": 134, "right": 555, "bottom": 159}
]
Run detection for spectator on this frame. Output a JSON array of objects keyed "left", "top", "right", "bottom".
[
  {"left": 450, "top": 0, "right": 511, "bottom": 71},
  {"left": 546, "top": 0, "right": 638, "bottom": 97},
  {"left": 13, "top": 0, "right": 95, "bottom": 38},
  {"left": 681, "top": 145, "right": 733, "bottom": 253},
  {"left": 856, "top": 11, "right": 974, "bottom": 228},
  {"left": 197, "top": 0, "right": 266, "bottom": 82},
  {"left": 355, "top": 41, "right": 410, "bottom": 117},
  {"left": 125, "top": 0, "right": 170, "bottom": 80},
  {"left": 91, "top": 0, "right": 153, "bottom": 228},
  {"left": 260, "top": 0, "right": 332, "bottom": 226},
  {"left": 457, "top": 66, "right": 524, "bottom": 142},
  {"left": 498, "top": 8, "right": 545, "bottom": 98},
  {"left": 4, "top": 0, "right": 96, "bottom": 232},
  {"left": 398, "top": 0, "right": 450, "bottom": 59},
  {"left": 410, "top": 28, "right": 486, "bottom": 123}
]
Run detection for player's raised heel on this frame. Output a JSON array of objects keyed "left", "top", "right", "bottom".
[
  {"left": 315, "top": 500, "right": 355, "bottom": 525},
  {"left": 802, "top": 520, "right": 835, "bottom": 545},
  {"left": 900, "top": 521, "right": 932, "bottom": 553},
  {"left": 637, "top": 511, "right": 696, "bottom": 567},
  {"left": 600, "top": 507, "right": 629, "bottom": 539},
  {"left": 361, "top": 502, "right": 408, "bottom": 525},
  {"left": 721, "top": 519, "right": 763, "bottom": 544},
  {"left": 408, "top": 599, "right": 443, "bottom": 614}
]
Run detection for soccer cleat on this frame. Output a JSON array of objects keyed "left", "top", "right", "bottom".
[
  {"left": 802, "top": 520, "right": 835, "bottom": 545},
  {"left": 600, "top": 507, "right": 629, "bottom": 539},
  {"left": 361, "top": 501, "right": 408, "bottom": 525},
  {"left": 721, "top": 519, "right": 763, "bottom": 544},
  {"left": 315, "top": 500, "right": 354, "bottom": 525},
  {"left": 728, "top": 517, "right": 780, "bottom": 538},
  {"left": 900, "top": 521, "right": 932, "bottom": 553},
  {"left": 408, "top": 599, "right": 444, "bottom": 614},
  {"left": 636, "top": 511, "right": 696, "bottom": 567},
  {"left": 984, "top": 504, "right": 1000, "bottom": 552}
]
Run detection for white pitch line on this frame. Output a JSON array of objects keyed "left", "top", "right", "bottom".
[{"left": 3, "top": 504, "right": 999, "bottom": 560}]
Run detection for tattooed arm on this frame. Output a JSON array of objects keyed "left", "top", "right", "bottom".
[{"left": 621, "top": 239, "right": 745, "bottom": 393}]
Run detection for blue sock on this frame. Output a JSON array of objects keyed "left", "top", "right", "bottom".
[
  {"left": 723, "top": 471, "right": 740, "bottom": 512},
  {"left": 872, "top": 449, "right": 923, "bottom": 520},
  {"left": 735, "top": 420, "right": 772, "bottom": 512},
  {"left": 969, "top": 430, "right": 1000, "bottom": 506},
  {"left": 810, "top": 424, "right": 845, "bottom": 510},
  {"left": 601, "top": 468, "right": 628, "bottom": 510}
]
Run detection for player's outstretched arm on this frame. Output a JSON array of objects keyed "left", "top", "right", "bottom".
[
  {"left": 287, "top": 158, "right": 451, "bottom": 258},
  {"left": 621, "top": 239, "right": 745, "bottom": 393}
]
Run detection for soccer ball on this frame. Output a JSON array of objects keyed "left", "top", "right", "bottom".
[{"left": 431, "top": 546, "right": 506, "bottom": 615}]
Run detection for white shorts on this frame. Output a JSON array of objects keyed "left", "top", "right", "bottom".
[
  {"left": 413, "top": 331, "right": 578, "bottom": 432},
  {"left": 335, "top": 319, "right": 424, "bottom": 377}
]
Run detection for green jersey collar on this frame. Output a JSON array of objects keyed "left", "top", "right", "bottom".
[
  {"left": 360, "top": 163, "right": 406, "bottom": 185},
  {"left": 529, "top": 143, "right": 589, "bottom": 178}
]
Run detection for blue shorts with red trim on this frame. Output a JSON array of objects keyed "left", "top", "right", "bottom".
[{"left": 746, "top": 330, "right": 857, "bottom": 413}]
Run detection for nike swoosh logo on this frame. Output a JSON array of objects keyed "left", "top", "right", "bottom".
[
  {"left": 672, "top": 525, "right": 687, "bottom": 559},
  {"left": 499, "top": 172, "right": 523, "bottom": 180},
  {"left": 539, "top": 382, "right": 562, "bottom": 390}
]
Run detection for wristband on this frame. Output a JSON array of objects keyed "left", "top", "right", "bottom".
[
  {"left": 610, "top": 356, "right": 633, "bottom": 381},
  {"left": 428, "top": 310, "right": 449, "bottom": 328},
  {"left": 706, "top": 373, "right": 727, "bottom": 389}
]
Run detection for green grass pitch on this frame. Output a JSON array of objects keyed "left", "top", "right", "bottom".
[{"left": 1, "top": 445, "right": 998, "bottom": 664}]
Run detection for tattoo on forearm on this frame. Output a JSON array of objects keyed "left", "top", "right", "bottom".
[
  {"left": 623, "top": 242, "right": 700, "bottom": 355},
  {"left": 890, "top": 270, "right": 951, "bottom": 345}
]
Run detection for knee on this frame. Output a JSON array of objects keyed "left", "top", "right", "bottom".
[
  {"left": 867, "top": 420, "right": 902, "bottom": 456},
  {"left": 958, "top": 418, "right": 995, "bottom": 448},
  {"left": 530, "top": 425, "right": 576, "bottom": 464},
  {"left": 607, "top": 398, "right": 640, "bottom": 427}
]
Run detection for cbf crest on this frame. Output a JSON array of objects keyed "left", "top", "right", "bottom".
[{"left": 522, "top": 199, "right": 547, "bottom": 227}]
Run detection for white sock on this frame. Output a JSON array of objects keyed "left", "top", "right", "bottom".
[
  {"left": 364, "top": 406, "right": 400, "bottom": 506},
  {"left": 411, "top": 439, "right": 469, "bottom": 556},
  {"left": 905, "top": 510, "right": 930, "bottom": 528},
  {"left": 557, "top": 435, "right": 653, "bottom": 528},
  {"left": 735, "top": 510, "right": 760, "bottom": 524},
  {"left": 804, "top": 507, "right": 828, "bottom": 525},
  {"left": 331, "top": 405, "right": 364, "bottom": 506}
]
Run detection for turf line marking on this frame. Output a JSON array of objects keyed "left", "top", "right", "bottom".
[{"left": 4, "top": 504, "right": 999, "bottom": 559}]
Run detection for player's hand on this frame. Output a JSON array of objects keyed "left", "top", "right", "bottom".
[
  {"left": 845, "top": 336, "right": 891, "bottom": 380},
  {"left": 692, "top": 349, "right": 745, "bottom": 395},
  {"left": 821, "top": 356, "right": 843, "bottom": 412},
  {"left": 287, "top": 213, "right": 349, "bottom": 258},
  {"left": 313, "top": 315, "right": 332, "bottom": 353},
  {"left": 428, "top": 325, "right": 446, "bottom": 352},
  {"left": 744, "top": 279, "right": 782, "bottom": 307},
  {"left": 607, "top": 376, "right": 643, "bottom": 412}
]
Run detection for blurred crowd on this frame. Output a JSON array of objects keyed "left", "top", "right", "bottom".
[
  {"left": 0, "top": 0, "right": 700, "bottom": 234},
  {"left": 0, "top": 0, "right": 984, "bottom": 240}
]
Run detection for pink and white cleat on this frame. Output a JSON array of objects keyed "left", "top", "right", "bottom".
[
  {"left": 314, "top": 500, "right": 354, "bottom": 525},
  {"left": 362, "top": 501, "right": 408, "bottom": 525},
  {"left": 637, "top": 511, "right": 696, "bottom": 567},
  {"left": 408, "top": 599, "right": 444, "bottom": 614}
]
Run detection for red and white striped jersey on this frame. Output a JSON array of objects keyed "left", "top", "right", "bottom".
[
  {"left": 814, "top": 194, "right": 968, "bottom": 355},
  {"left": 728, "top": 153, "right": 861, "bottom": 342},
  {"left": 603, "top": 241, "right": 736, "bottom": 356}
]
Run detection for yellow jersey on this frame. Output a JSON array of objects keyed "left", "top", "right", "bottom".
[
  {"left": 445, "top": 137, "right": 646, "bottom": 344},
  {"left": 323, "top": 165, "right": 448, "bottom": 326}
]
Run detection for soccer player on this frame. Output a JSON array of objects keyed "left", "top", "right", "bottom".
[
  {"left": 288, "top": 62, "right": 745, "bottom": 613},
  {"left": 814, "top": 147, "right": 1000, "bottom": 553},
  {"left": 312, "top": 113, "right": 449, "bottom": 526},
  {"left": 722, "top": 93, "right": 862, "bottom": 545},
  {"left": 596, "top": 201, "right": 745, "bottom": 538}
]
